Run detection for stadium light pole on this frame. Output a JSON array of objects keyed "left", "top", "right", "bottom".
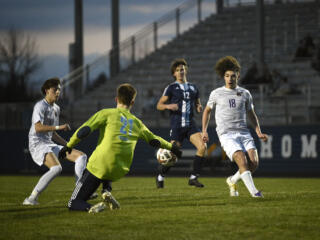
[
  {"left": 256, "top": 0, "right": 265, "bottom": 68},
  {"left": 216, "top": 0, "right": 223, "bottom": 14},
  {"left": 110, "top": 0, "right": 120, "bottom": 77},
  {"left": 68, "top": 0, "right": 84, "bottom": 100}
]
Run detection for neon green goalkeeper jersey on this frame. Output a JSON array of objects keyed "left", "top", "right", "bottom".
[{"left": 67, "top": 107, "right": 172, "bottom": 181}]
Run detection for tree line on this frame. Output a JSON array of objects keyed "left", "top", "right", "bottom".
[{"left": 0, "top": 28, "right": 41, "bottom": 102}]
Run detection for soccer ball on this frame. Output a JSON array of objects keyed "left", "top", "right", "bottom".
[{"left": 156, "top": 148, "right": 178, "bottom": 166}]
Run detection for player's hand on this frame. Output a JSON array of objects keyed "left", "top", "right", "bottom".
[
  {"left": 58, "top": 146, "right": 72, "bottom": 160},
  {"left": 258, "top": 133, "right": 268, "bottom": 142},
  {"left": 202, "top": 132, "right": 209, "bottom": 143},
  {"left": 60, "top": 124, "right": 71, "bottom": 131},
  {"left": 171, "top": 142, "right": 182, "bottom": 158},
  {"left": 166, "top": 104, "right": 179, "bottom": 111},
  {"left": 56, "top": 124, "right": 71, "bottom": 131}
]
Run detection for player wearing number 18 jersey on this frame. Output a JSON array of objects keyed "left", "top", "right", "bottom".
[
  {"left": 202, "top": 56, "right": 268, "bottom": 197},
  {"left": 59, "top": 83, "right": 182, "bottom": 213}
]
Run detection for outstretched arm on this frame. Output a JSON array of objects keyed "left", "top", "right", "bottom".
[
  {"left": 156, "top": 95, "right": 178, "bottom": 111},
  {"left": 35, "top": 122, "right": 70, "bottom": 133},
  {"left": 247, "top": 109, "right": 268, "bottom": 142},
  {"left": 202, "top": 106, "right": 212, "bottom": 143},
  {"left": 59, "top": 110, "right": 107, "bottom": 160}
]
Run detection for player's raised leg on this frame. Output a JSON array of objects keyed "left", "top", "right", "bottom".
[{"left": 65, "top": 149, "right": 87, "bottom": 185}]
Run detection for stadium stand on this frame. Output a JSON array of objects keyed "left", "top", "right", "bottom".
[{"left": 62, "top": 0, "right": 320, "bottom": 128}]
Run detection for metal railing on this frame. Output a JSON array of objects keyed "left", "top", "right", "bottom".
[
  {"left": 61, "top": 0, "right": 319, "bottom": 103},
  {"left": 61, "top": 0, "right": 216, "bottom": 101}
]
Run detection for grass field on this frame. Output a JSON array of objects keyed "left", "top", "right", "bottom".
[{"left": 1, "top": 176, "right": 320, "bottom": 240}]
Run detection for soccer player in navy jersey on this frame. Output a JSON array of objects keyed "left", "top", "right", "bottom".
[{"left": 155, "top": 58, "right": 207, "bottom": 188}]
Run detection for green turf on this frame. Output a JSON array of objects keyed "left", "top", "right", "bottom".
[{"left": 0, "top": 176, "right": 320, "bottom": 240}]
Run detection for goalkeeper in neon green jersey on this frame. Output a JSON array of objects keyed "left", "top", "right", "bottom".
[{"left": 59, "top": 83, "right": 182, "bottom": 213}]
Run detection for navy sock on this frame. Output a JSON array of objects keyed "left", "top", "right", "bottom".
[
  {"left": 192, "top": 155, "right": 204, "bottom": 176},
  {"left": 158, "top": 164, "right": 171, "bottom": 177},
  {"left": 102, "top": 180, "right": 112, "bottom": 192}
]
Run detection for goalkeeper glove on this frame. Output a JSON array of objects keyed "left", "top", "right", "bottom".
[
  {"left": 171, "top": 142, "right": 182, "bottom": 158},
  {"left": 58, "top": 146, "right": 72, "bottom": 160}
]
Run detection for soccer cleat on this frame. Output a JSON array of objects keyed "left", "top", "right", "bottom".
[
  {"left": 188, "top": 178, "right": 204, "bottom": 188},
  {"left": 88, "top": 202, "right": 106, "bottom": 213},
  {"left": 22, "top": 197, "right": 39, "bottom": 206},
  {"left": 88, "top": 192, "right": 98, "bottom": 200},
  {"left": 226, "top": 177, "right": 239, "bottom": 197},
  {"left": 102, "top": 191, "right": 120, "bottom": 210},
  {"left": 156, "top": 178, "right": 164, "bottom": 188},
  {"left": 252, "top": 191, "right": 264, "bottom": 198}
]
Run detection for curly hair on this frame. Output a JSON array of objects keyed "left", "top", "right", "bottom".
[
  {"left": 170, "top": 58, "right": 188, "bottom": 76},
  {"left": 214, "top": 56, "right": 241, "bottom": 78}
]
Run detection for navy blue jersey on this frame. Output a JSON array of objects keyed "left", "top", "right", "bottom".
[{"left": 162, "top": 81, "right": 200, "bottom": 128}]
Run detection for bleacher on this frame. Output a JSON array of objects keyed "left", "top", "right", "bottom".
[{"left": 64, "top": 1, "right": 320, "bottom": 128}]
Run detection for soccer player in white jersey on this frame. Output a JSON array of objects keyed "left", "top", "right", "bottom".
[
  {"left": 23, "top": 77, "right": 88, "bottom": 205},
  {"left": 202, "top": 56, "right": 268, "bottom": 197}
]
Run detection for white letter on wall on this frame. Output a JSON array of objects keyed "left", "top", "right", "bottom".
[
  {"left": 260, "top": 135, "right": 273, "bottom": 158},
  {"left": 301, "top": 135, "right": 317, "bottom": 158},
  {"left": 281, "top": 135, "right": 292, "bottom": 158}
]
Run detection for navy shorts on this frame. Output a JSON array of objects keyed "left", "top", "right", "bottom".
[{"left": 170, "top": 124, "right": 200, "bottom": 143}]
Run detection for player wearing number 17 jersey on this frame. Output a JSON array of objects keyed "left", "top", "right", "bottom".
[
  {"left": 59, "top": 83, "right": 182, "bottom": 213},
  {"left": 202, "top": 56, "right": 268, "bottom": 198}
]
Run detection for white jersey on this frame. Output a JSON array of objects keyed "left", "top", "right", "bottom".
[
  {"left": 206, "top": 86, "right": 253, "bottom": 136},
  {"left": 28, "top": 99, "right": 60, "bottom": 146}
]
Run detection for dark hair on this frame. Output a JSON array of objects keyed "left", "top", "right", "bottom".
[
  {"left": 41, "top": 77, "right": 61, "bottom": 95},
  {"left": 215, "top": 56, "right": 241, "bottom": 78},
  {"left": 117, "top": 83, "right": 137, "bottom": 106},
  {"left": 170, "top": 58, "right": 188, "bottom": 77}
]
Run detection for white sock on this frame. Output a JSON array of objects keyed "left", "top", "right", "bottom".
[
  {"left": 240, "top": 170, "right": 258, "bottom": 196},
  {"left": 30, "top": 165, "right": 62, "bottom": 199},
  {"left": 75, "top": 154, "right": 87, "bottom": 184},
  {"left": 189, "top": 174, "right": 197, "bottom": 180},
  {"left": 158, "top": 174, "right": 164, "bottom": 181},
  {"left": 230, "top": 171, "right": 241, "bottom": 184},
  {"left": 30, "top": 189, "right": 39, "bottom": 199}
]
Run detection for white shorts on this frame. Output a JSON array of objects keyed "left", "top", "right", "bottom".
[
  {"left": 218, "top": 131, "right": 256, "bottom": 161},
  {"left": 29, "top": 142, "right": 64, "bottom": 166}
]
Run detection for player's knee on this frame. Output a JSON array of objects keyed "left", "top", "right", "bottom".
[
  {"left": 233, "top": 151, "right": 244, "bottom": 160},
  {"left": 197, "top": 143, "right": 207, "bottom": 155},
  {"left": 78, "top": 153, "right": 87, "bottom": 162},
  {"left": 233, "top": 151, "right": 247, "bottom": 168},
  {"left": 51, "top": 165, "right": 62, "bottom": 176}
]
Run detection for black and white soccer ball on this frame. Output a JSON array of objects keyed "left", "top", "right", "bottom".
[{"left": 156, "top": 148, "right": 178, "bottom": 166}]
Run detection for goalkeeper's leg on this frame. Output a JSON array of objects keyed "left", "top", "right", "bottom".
[{"left": 68, "top": 169, "right": 101, "bottom": 211}]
